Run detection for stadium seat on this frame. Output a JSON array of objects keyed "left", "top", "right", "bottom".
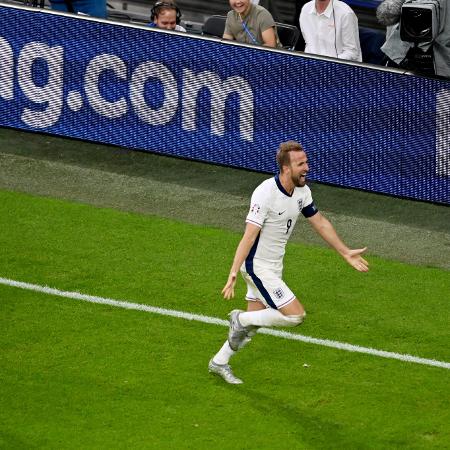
[
  {"left": 202, "top": 15, "right": 226, "bottom": 38},
  {"left": 275, "top": 22, "right": 300, "bottom": 50}
]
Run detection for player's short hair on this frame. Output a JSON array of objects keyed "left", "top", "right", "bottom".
[{"left": 276, "top": 141, "right": 305, "bottom": 172}]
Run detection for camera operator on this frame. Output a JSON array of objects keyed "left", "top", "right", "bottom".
[{"left": 377, "top": 0, "right": 449, "bottom": 78}]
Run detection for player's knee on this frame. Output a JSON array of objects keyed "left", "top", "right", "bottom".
[{"left": 285, "top": 312, "right": 306, "bottom": 327}]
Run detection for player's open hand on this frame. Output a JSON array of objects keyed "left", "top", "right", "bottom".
[
  {"left": 343, "top": 248, "right": 369, "bottom": 272},
  {"left": 222, "top": 272, "right": 237, "bottom": 299}
]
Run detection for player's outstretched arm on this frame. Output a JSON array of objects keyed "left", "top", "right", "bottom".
[
  {"left": 222, "top": 223, "right": 261, "bottom": 299},
  {"left": 341, "top": 248, "right": 369, "bottom": 272},
  {"left": 307, "top": 212, "right": 369, "bottom": 272}
]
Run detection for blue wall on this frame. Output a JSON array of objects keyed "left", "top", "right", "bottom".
[
  {"left": 344, "top": 0, "right": 382, "bottom": 9},
  {"left": 0, "top": 4, "right": 449, "bottom": 204}
]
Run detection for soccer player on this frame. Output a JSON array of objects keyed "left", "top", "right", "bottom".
[{"left": 208, "top": 140, "right": 369, "bottom": 384}]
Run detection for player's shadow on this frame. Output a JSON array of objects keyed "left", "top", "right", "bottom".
[{"left": 234, "top": 386, "right": 366, "bottom": 449}]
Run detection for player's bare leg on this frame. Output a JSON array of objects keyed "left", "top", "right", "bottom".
[
  {"left": 247, "top": 299, "right": 266, "bottom": 312},
  {"left": 279, "top": 298, "right": 305, "bottom": 316}
]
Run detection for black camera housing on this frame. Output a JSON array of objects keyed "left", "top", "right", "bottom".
[{"left": 400, "top": 0, "right": 440, "bottom": 42}]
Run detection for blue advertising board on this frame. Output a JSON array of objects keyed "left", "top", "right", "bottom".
[
  {"left": 0, "top": 4, "right": 449, "bottom": 204},
  {"left": 344, "top": 0, "right": 382, "bottom": 9}
]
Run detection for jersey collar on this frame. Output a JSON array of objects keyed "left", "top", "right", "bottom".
[{"left": 275, "top": 174, "right": 293, "bottom": 197}]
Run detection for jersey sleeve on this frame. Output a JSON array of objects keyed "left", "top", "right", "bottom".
[
  {"left": 258, "top": 8, "right": 276, "bottom": 32},
  {"left": 246, "top": 184, "right": 270, "bottom": 227},
  {"left": 224, "top": 11, "right": 234, "bottom": 37},
  {"left": 301, "top": 186, "right": 319, "bottom": 218}
]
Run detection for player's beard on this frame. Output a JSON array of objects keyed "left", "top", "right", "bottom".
[{"left": 293, "top": 173, "right": 307, "bottom": 187}]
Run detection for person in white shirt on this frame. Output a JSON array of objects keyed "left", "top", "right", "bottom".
[
  {"left": 208, "top": 141, "right": 369, "bottom": 384},
  {"left": 300, "top": 0, "right": 362, "bottom": 61}
]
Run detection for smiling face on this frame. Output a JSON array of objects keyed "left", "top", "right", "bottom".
[
  {"left": 276, "top": 141, "right": 309, "bottom": 192},
  {"left": 229, "top": 0, "right": 251, "bottom": 16},
  {"left": 287, "top": 150, "right": 309, "bottom": 187}
]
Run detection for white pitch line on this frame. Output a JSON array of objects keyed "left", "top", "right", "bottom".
[{"left": 1, "top": 276, "right": 449, "bottom": 370}]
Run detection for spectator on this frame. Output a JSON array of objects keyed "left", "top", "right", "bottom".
[
  {"left": 223, "top": 0, "right": 281, "bottom": 48},
  {"left": 147, "top": 1, "right": 186, "bottom": 32},
  {"left": 49, "top": 0, "right": 106, "bottom": 18},
  {"left": 251, "top": 0, "right": 280, "bottom": 23},
  {"left": 300, "top": 0, "right": 362, "bottom": 61}
]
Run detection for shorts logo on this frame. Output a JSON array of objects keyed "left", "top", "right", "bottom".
[
  {"left": 251, "top": 203, "right": 261, "bottom": 214},
  {"left": 273, "top": 287, "right": 285, "bottom": 300},
  {"left": 297, "top": 199, "right": 303, "bottom": 212}
]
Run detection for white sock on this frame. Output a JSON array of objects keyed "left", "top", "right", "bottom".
[
  {"left": 239, "top": 308, "right": 304, "bottom": 327},
  {"left": 213, "top": 340, "right": 235, "bottom": 365}
]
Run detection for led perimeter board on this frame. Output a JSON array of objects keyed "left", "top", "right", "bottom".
[{"left": 0, "top": 4, "right": 449, "bottom": 204}]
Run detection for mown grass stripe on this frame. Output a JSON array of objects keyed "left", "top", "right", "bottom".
[{"left": 1, "top": 276, "right": 449, "bottom": 370}]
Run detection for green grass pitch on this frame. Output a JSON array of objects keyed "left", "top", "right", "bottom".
[{"left": 1, "top": 189, "right": 449, "bottom": 449}]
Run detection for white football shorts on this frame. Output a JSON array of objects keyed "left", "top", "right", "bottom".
[{"left": 240, "top": 268, "right": 296, "bottom": 309}]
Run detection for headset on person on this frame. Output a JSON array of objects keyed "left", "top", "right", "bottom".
[{"left": 150, "top": 1, "right": 182, "bottom": 25}]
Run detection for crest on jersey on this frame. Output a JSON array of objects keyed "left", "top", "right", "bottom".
[
  {"left": 273, "top": 287, "right": 285, "bottom": 300},
  {"left": 297, "top": 199, "right": 303, "bottom": 212},
  {"left": 251, "top": 203, "right": 261, "bottom": 214}
]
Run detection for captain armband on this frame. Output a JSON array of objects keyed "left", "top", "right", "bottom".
[{"left": 301, "top": 202, "right": 318, "bottom": 218}]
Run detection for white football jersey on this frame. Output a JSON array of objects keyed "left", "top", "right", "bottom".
[{"left": 244, "top": 175, "right": 318, "bottom": 273}]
